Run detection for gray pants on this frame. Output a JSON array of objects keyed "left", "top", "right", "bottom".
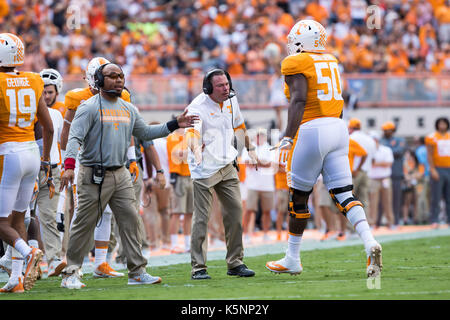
[
  {"left": 392, "top": 177, "right": 403, "bottom": 225},
  {"left": 36, "top": 166, "right": 62, "bottom": 263},
  {"left": 191, "top": 163, "right": 244, "bottom": 274},
  {"left": 65, "top": 165, "right": 147, "bottom": 278},
  {"left": 430, "top": 167, "right": 450, "bottom": 224}
]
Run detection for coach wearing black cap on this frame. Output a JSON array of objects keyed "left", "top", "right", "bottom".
[{"left": 185, "top": 69, "right": 258, "bottom": 280}]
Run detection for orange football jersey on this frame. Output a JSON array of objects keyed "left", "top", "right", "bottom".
[
  {"left": 167, "top": 131, "right": 190, "bottom": 177},
  {"left": 282, "top": 52, "right": 344, "bottom": 125},
  {"left": 65, "top": 87, "right": 131, "bottom": 111},
  {"left": 52, "top": 101, "right": 67, "bottom": 118},
  {"left": 0, "top": 72, "right": 44, "bottom": 144},
  {"left": 348, "top": 137, "right": 367, "bottom": 171}
]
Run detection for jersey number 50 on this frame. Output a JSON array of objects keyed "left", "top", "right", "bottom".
[
  {"left": 314, "top": 62, "right": 343, "bottom": 101},
  {"left": 6, "top": 88, "right": 37, "bottom": 128}
]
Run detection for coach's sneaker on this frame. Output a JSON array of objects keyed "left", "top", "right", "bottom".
[
  {"left": 366, "top": 243, "right": 383, "bottom": 278},
  {"left": 23, "top": 247, "right": 43, "bottom": 290},
  {"left": 48, "top": 259, "right": 67, "bottom": 277},
  {"left": 266, "top": 256, "right": 303, "bottom": 275},
  {"left": 0, "top": 276, "right": 24, "bottom": 293},
  {"left": 0, "top": 255, "right": 12, "bottom": 276},
  {"left": 93, "top": 262, "right": 124, "bottom": 278},
  {"left": 61, "top": 273, "right": 86, "bottom": 289},
  {"left": 128, "top": 272, "right": 162, "bottom": 285}
]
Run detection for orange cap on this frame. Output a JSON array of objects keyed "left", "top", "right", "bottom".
[
  {"left": 381, "top": 121, "right": 396, "bottom": 131},
  {"left": 348, "top": 118, "right": 361, "bottom": 129}
]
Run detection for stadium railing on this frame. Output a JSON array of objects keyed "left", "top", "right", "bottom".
[{"left": 61, "top": 73, "right": 450, "bottom": 110}]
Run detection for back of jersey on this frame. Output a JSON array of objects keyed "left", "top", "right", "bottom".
[
  {"left": 282, "top": 52, "right": 344, "bottom": 125},
  {"left": 0, "top": 71, "right": 44, "bottom": 148}
]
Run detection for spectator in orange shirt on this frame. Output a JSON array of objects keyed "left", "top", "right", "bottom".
[
  {"left": 305, "top": 0, "right": 329, "bottom": 26},
  {"left": 425, "top": 117, "right": 450, "bottom": 227},
  {"left": 387, "top": 45, "right": 410, "bottom": 74},
  {"left": 435, "top": 0, "right": 450, "bottom": 43}
]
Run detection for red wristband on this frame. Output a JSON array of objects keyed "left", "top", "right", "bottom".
[{"left": 64, "top": 157, "right": 76, "bottom": 170}]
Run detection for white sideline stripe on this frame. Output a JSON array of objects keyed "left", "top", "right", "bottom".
[{"left": 1, "top": 228, "right": 448, "bottom": 282}]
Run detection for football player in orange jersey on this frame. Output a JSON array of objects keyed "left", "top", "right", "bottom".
[
  {"left": 265, "top": 20, "right": 382, "bottom": 278},
  {"left": 0, "top": 33, "right": 54, "bottom": 292},
  {"left": 59, "top": 57, "right": 131, "bottom": 279}
]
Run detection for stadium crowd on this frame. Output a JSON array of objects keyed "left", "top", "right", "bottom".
[{"left": 0, "top": 0, "right": 449, "bottom": 76}]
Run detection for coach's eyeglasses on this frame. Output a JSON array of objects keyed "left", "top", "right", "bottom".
[{"left": 104, "top": 72, "right": 125, "bottom": 80}]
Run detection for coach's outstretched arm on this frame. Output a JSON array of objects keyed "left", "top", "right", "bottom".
[{"left": 132, "top": 109, "right": 199, "bottom": 141}]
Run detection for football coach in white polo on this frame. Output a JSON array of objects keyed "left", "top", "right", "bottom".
[{"left": 185, "top": 69, "right": 258, "bottom": 280}]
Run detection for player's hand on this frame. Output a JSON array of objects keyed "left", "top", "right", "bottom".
[
  {"left": 47, "top": 177, "right": 56, "bottom": 199},
  {"left": 177, "top": 109, "right": 200, "bottom": 128},
  {"left": 431, "top": 168, "right": 439, "bottom": 181},
  {"left": 270, "top": 137, "right": 294, "bottom": 151},
  {"left": 129, "top": 160, "right": 139, "bottom": 183},
  {"left": 156, "top": 172, "right": 166, "bottom": 189},
  {"left": 40, "top": 160, "right": 51, "bottom": 184},
  {"left": 60, "top": 169, "right": 74, "bottom": 192}
]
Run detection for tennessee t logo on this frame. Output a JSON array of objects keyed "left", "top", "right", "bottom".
[{"left": 113, "top": 123, "right": 119, "bottom": 130}]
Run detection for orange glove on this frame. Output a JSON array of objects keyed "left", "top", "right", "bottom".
[
  {"left": 47, "top": 177, "right": 55, "bottom": 199},
  {"left": 31, "top": 178, "right": 39, "bottom": 202},
  {"left": 129, "top": 160, "right": 139, "bottom": 183}
]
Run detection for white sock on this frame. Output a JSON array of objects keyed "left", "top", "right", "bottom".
[
  {"left": 346, "top": 206, "right": 378, "bottom": 255},
  {"left": 170, "top": 234, "right": 178, "bottom": 248},
  {"left": 2, "top": 244, "right": 12, "bottom": 260},
  {"left": 286, "top": 234, "right": 302, "bottom": 261},
  {"left": 28, "top": 239, "right": 39, "bottom": 249},
  {"left": 94, "top": 246, "right": 108, "bottom": 268},
  {"left": 184, "top": 235, "right": 190, "bottom": 251},
  {"left": 10, "top": 248, "right": 24, "bottom": 282},
  {"left": 94, "top": 212, "right": 112, "bottom": 242},
  {"left": 13, "top": 238, "right": 32, "bottom": 258}
]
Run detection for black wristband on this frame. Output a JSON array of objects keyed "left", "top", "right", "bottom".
[{"left": 167, "top": 119, "right": 180, "bottom": 132}]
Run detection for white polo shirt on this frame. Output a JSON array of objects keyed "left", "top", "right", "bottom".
[
  {"left": 186, "top": 93, "right": 245, "bottom": 180},
  {"left": 368, "top": 144, "right": 394, "bottom": 179},
  {"left": 36, "top": 108, "right": 63, "bottom": 165},
  {"left": 350, "top": 130, "right": 376, "bottom": 174}
]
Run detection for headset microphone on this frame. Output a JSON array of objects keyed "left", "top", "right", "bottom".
[{"left": 228, "top": 89, "right": 236, "bottom": 99}]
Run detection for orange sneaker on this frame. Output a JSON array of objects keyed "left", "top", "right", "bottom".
[
  {"left": 23, "top": 248, "right": 43, "bottom": 290},
  {"left": 170, "top": 246, "right": 185, "bottom": 254},
  {"left": 0, "top": 277, "right": 24, "bottom": 293},
  {"left": 337, "top": 233, "right": 346, "bottom": 241},
  {"left": 93, "top": 262, "right": 124, "bottom": 278}
]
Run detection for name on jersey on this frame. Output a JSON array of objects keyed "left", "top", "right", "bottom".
[
  {"left": 309, "top": 54, "right": 336, "bottom": 61},
  {"left": 7, "top": 77, "right": 30, "bottom": 88}
]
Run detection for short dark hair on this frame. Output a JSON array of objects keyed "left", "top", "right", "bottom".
[{"left": 435, "top": 117, "right": 449, "bottom": 131}]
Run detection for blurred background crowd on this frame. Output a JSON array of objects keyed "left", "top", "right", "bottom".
[{"left": 1, "top": 0, "right": 449, "bottom": 77}]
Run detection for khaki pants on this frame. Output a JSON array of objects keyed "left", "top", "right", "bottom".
[
  {"left": 369, "top": 178, "right": 394, "bottom": 226},
  {"left": 36, "top": 166, "right": 62, "bottom": 263},
  {"left": 65, "top": 165, "right": 147, "bottom": 277},
  {"left": 353, "top": 171, "right": 371, "bottom": 218},
  {"left": 191, "top": 163, "right": 244, "bottom": 274}
]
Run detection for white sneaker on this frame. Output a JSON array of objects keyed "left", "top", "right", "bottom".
[
  {"left": 0, "top": 276, "right": 24, "bottom": 293},
  {"left": 366, "top": 243, "right": 383, "bottom": 278},
  {"left": 128, "top": 272, "right": 162, "bottom": 285},
  {"left": 0, "top": 255, "right": 12, "bottom": 276},
  {"left": 266, "top": 256, "right": 303, "bottom": 275},
  {"left": 61, "top": 273, "right": 86, "bottom": 289},
  {"left": 93, "top": 262, "right": 124, "bottom": 278},
  {"left": 48, "top": 259, "right": 67, "bottom": 277}
]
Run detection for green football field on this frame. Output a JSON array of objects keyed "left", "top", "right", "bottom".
[{"left": 1, "top": 234, "right": 449, "bottom": 301}]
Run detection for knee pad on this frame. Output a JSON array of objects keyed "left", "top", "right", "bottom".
[
  {"left": 329, "top": 185, "right": 363, "bottom": 215},
  {"left": 288, "top": 188, "right": 312, "bottom": 219}
]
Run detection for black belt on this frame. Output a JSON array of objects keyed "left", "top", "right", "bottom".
[
  {"left": 41, "top": 164, "right": 58, "bottom": 170},
  {"left": 86, "top": 165, "right": 123, "bottom": 171}
]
